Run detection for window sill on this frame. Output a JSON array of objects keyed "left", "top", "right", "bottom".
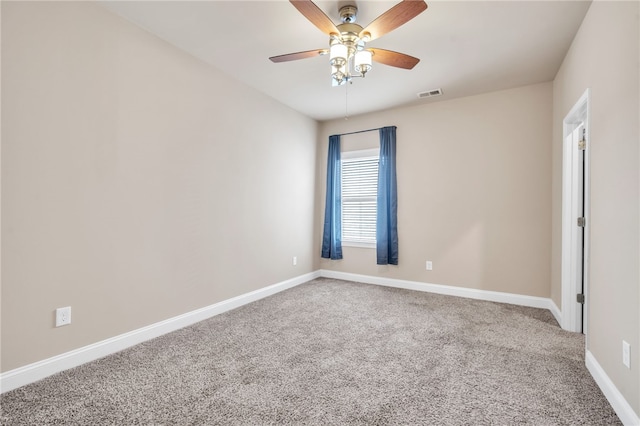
[{"left": 343, "top": 241, "right": 376, "bottom": 249}]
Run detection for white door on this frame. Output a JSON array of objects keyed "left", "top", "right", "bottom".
[
  {"left": 563, "top": 122, "right": 586, "bottom": 333},
  {"left": 575, "top": 123, "right": 586, "bottom": 333},
  {"left": 561, "top": 89, "right": 589, "bottom": 334}
]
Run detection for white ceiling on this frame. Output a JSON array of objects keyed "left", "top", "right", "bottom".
[{"left": 100, "top": 0, "right": 591, "bottom": 121}]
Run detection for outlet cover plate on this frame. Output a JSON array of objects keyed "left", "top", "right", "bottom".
[
  {"left": 56, "top": 307, "right": 71, "bottom": 327},
  {"left": 622, "top": 340, "right": 630, "bottom": 368}
]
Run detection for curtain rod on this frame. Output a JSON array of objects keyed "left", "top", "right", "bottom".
[{"left": 333, "top": 127, "right": 381, "bottom": 137}]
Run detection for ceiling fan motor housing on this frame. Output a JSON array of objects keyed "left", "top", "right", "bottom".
[
  {"left": 339, "top": 5, "right": 358, "bottom": 23},
  {"left": 332, "top": 22, "right": 366, "bottom": 56}
]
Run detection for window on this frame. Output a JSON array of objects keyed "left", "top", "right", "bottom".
[{"left": 341, "top": 149, "right": 379, "bottom": 247}]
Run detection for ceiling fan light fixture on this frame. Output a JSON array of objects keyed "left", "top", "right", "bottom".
[
  {"left": 355, "top": 50, "right": 373, "bottom": 76},
  {"left": 331, "top": 63, "right": 347, "bottom": 85}
]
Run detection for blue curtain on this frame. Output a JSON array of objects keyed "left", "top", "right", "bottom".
[
  {"left": 377, "top": 126, "right": 398, "bottom": 265},
  {"left": 321, "top": 135, "right": 343, "bottom": 259}
]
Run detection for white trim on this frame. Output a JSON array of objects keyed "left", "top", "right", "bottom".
[
  {"left": 319, "top": 270, "right": 556, "bottom": 311},
  {"left": 9, "top": 266, "right": 635, "bottom": 426},
  {"left": 0, "top": 271, "right": 320, "bottom": 394},
  {"left": 561, "top": 88, "right": 590, "bottom": 333},
  {"left": 548, "top": 299, "right": 562, "bottom": 328},
  {"left": 342, "top": 241, "right": 376, "bottom": 249},
  {"left": 586, "top": 351, "right": 640, "bottom": 426}
]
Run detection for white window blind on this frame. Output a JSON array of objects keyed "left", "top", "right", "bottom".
[{"left": 341, "top": 149, "right": 379, "bottom": 246}]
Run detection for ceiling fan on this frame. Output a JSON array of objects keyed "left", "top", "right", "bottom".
[{"left": 269, "top": 0, "right": 428, "bottom": 86}]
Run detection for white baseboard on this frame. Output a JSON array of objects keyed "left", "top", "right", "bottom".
[
  {"left": 319, "top": 270, "right": 556, "bottom": 311},
  {"left": 586, "top": 351, "right": 640, "bottom": 426},
  {"left": 5, "top": 268, "right": 636, "bottom": 426},
  {"left": 548, "top": 299, "right": 562, "bottom": 327},
  {"left": 0, "top": 271, "right": 320, "bottom": 394}
]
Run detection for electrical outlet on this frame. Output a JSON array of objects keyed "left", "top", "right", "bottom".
[
  {"left": 292, "top": 256, "right": 297, "bottom": 266},
  {"left": 622, "top": 340, "right": 630, "bottom": 369},
  {"left": 426, "top": 261, "right": 433, "bottom": 271},
  {"left": 56, "top": 307, "right": 71, "bottom": 327}
]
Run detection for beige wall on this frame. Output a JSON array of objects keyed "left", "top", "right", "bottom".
[
  {"left": 315, "top": 83, "right": 553, "bottom": 299},
  {"left": 551, "top": 1, "right": 640, "bottom": 415},
  {"left": 1, "top": 2, "right": 317, "bottom": 372}
]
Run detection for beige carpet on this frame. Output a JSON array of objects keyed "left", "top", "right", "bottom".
[{"left": 0, "top": 278, "right": 621, "bottom": 424}]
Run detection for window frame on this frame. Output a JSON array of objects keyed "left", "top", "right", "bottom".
[{"left": 341, "top": 148, "right": 379, "bottom": 249}]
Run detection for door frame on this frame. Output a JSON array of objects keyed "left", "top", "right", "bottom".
[{"left": 561, "top": 88, "right": 591, "bottom": 334}]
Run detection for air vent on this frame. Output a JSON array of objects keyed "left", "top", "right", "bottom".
[{"left": 417, "top": 88, "right": 443, "bottom": 98}]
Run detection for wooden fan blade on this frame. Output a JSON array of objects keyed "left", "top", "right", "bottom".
[
  {"left": 360, "top": 0, "right": 428, "bottom": 41},
  {"left": 269, "top": 49, "right": 328, "bottom": 63},
  {"left": 290, "top": 0, "right": 340, "bottom": 36},
  {"left": 370, "top": 48, "right": 420, "bottom": 70}
]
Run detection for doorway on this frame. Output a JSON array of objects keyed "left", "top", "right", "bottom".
[{"left": 561, "top": 89, "right": 590, "bottom": 334}]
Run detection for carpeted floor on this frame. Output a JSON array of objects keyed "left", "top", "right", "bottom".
[{"left": 1, "top": 278, "right": 621, "bottom": 425}]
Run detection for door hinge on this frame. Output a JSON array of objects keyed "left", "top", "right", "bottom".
[
  {"left": 577, "top": 217, "right": 586, "bottom": 227},
  {"left": 579, "top": 129, "right": 586, "bottom": 150},
  {"left": 576, "top": 293, "right": 585, "bottom": 304}
]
